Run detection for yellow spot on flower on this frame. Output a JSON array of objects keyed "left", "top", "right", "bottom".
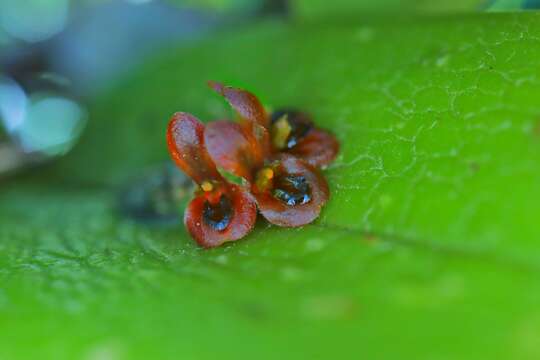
[
  {"left": 255, "top": 167, "right": 275, "bottom": 192},
  {"left": 272, "top": 114, "right": 292, "bottom": 149},
  {"left": 261, "top": 168, "right": 274, "bottom": 180},
  {"left": 201, "top": 181, "right": 213, "bottom": 192}
]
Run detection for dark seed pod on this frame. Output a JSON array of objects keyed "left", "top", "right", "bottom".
[
  {"left": 270, "top": 109, "right": 313, "bottom": 150},
  {"left": 203, "top": 195, "right": 234, "bottom": 231},
  {"left": 272, "top": 175, "right": 311, "bottom": 206}
]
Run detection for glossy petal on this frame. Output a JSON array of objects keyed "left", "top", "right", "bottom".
[
  {"left": 184, "top": 184, "right": 257, "bottom": 248},
  {"left": 208, "top": 81, "right": 269, "bottom": 127},
  {"left": 288, "top": 128, "right": 340, "bottom": 168},
  {"left": 204, "top": 120, "right": 269, "bottom": 181},
  {"left": 254, "top": 155, "right": 329, "bottom": 227},
  {"left": 167, "top": 112, "right": 222, "bottom": 184}
]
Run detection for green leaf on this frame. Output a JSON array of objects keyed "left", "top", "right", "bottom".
[
  {"left": 291, "top": 0, "right": 488, "bottom": 17},
  {"left": 4, "top": 12, "right": 540, "bottom": 359}
]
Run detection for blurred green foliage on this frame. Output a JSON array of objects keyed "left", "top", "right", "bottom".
[
  {"left": 488, "top": 0, "right": 530, "bottom": 10},
  {"left": 164, "top": 0, "right": 259, "bottom": 12},
  {"left": 291, "top": 0, "right": 540, "bottom": 16},
  {"left": 3, "top": 6, "right": 540, "bottom": 360},
  {"left": 291, "top": 0, "right": 488, "bottom": 16}
]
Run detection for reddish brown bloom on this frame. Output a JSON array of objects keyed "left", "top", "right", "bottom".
[
  {"left": 205, "top": 120, "right": 329, "bottom": 227},
  {"left": 208, "top": 81, "right": 339, "bottom": 168},
  {"left": 167, "top": 112, "right": 257, "bottom": 248},
  {"left": 250, "top": 154, "right": 329, "bottom": 227}
]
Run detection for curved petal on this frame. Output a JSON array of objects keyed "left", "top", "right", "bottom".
[
  {"left": 204, "top": 120, "right": 268, "bottom": 181},
  {"left": 184, "top": 184, "right": 257, "bottom": 248},
  {"left": 288, "top": 128, "right": 340, "bottom": 168},
  {"left": 167, "top": 112, "right": 222, "bottom": 184},
  {"left": 254, "top": 155, "right": 329, "bottom": 227},
  {"left": 208, "top": 81, "right": 269, "bottom": 128}
]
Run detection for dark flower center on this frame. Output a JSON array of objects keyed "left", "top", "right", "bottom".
[
  {"left": 270, "top": 109, "right": 313, "bottom": 149},
  {"left": 203, "top": 195, "right": 233, "bottom": 231},
  {"left": 272, "top": 175, "right": 312, "bottom": 206}
]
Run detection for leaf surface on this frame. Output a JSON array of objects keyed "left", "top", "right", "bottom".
[{"left": 3, "top": 12, "right": 540, "bottom": 360}]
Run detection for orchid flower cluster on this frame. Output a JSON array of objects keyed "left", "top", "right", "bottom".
[{"left": 166, "top": 82, "right": 339, "bottom": 248}]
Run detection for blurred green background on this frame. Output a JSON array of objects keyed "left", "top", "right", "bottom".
[{"left": 2, "top": 1, "right": 540, "bottom": 359}]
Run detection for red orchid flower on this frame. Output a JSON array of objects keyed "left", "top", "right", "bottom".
[
  {"left": 166, "top": 112, "right": 257, "bottom": 248},
  {"left": 208, "top": 81, "right": 339, "bottom": 168},
  {"left": 204, "top": 119, "right": 329, "bottom": 227}
]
